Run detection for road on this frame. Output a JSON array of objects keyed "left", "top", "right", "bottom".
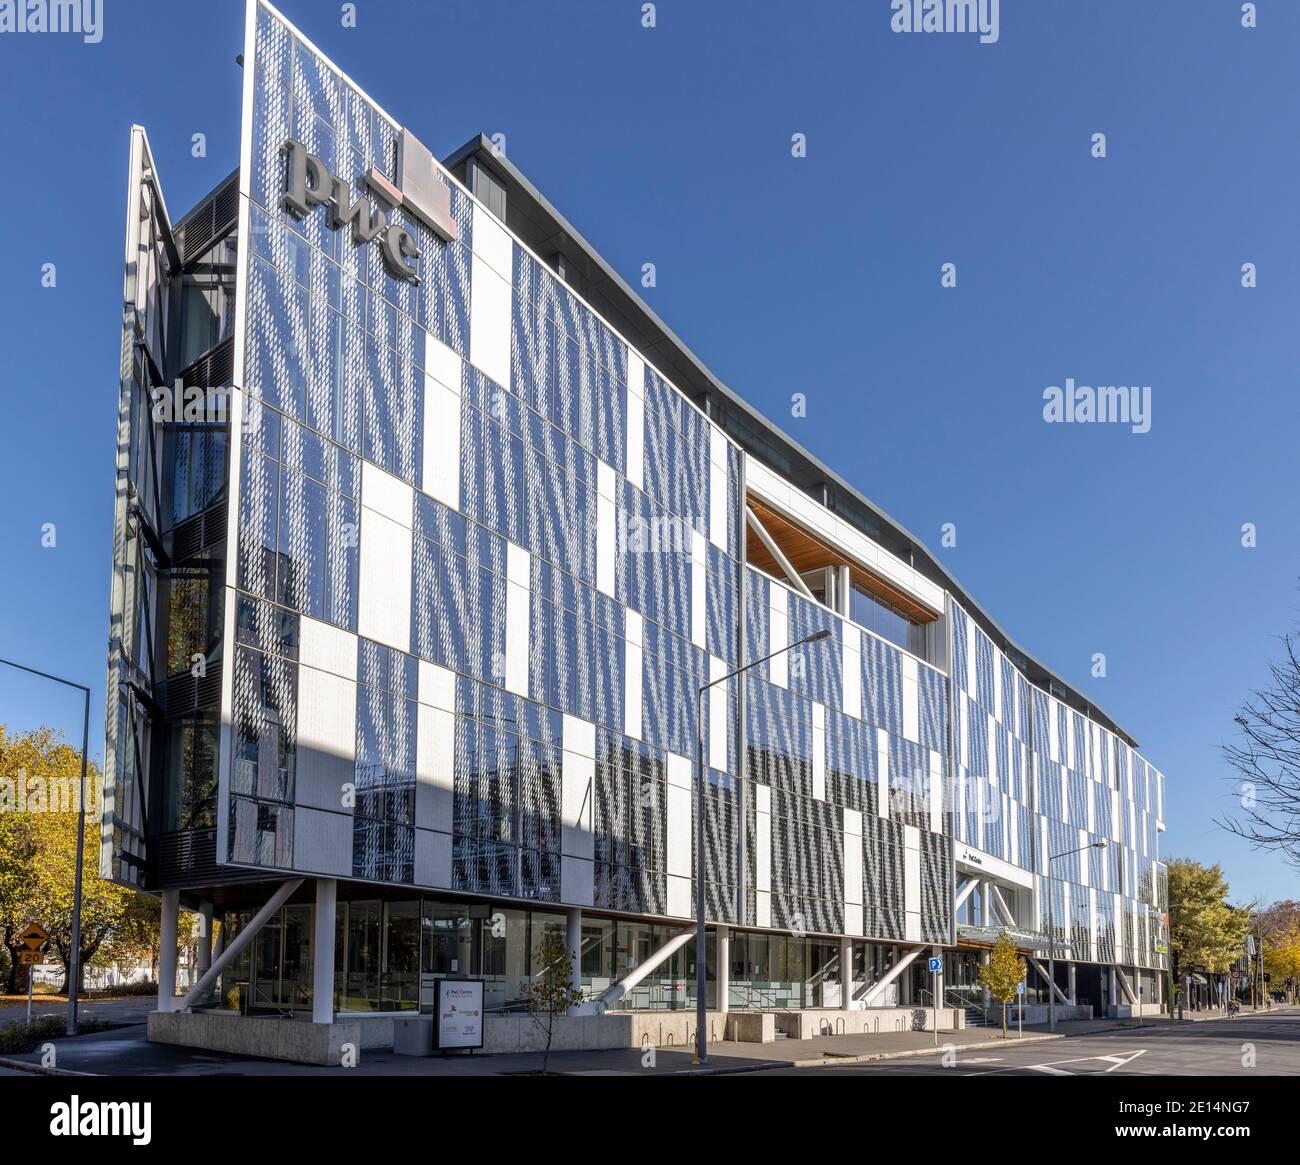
[
  {"left": 749, "top": 1011, "right": 1300, "bottom": 1076},
  {"left": 0, "top": 995, "right": 153, "bottom": 1027}
]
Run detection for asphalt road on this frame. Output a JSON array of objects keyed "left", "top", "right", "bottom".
[
  {"left": 0, "top": 995, "right": 154, "bottom": 1027},
  {"left": 750, "top": 1011, "right": 1300, "bottom": 1076}
]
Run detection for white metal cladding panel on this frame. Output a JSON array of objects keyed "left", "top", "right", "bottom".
[
  {"left": 294, "top": 663, "right": 356, "bottom": 812},
  {"left": 293, "top": 806, "right": 352, "bottom": 875},
  {"left": 421, "top": 370, "right": 461, "bottom": 508},
  {"left": 768, "top": 581, "right": 788, "bottom": 686},
  {"left": 561, "top": 745, "right": 595, "bottom": 861},
  {"left": 666, "top": 781, "right": 692, "bottom": 877},
  {"left": 299, "top": 614, "right": 358, "bottom": 680},
  {"left": 468, "top": 207, "right": 513, "bottom": 390},
  {"left": 357, "top": 504, "right": 412, "bottom": 651},
  {"left": 505, "top": 569, "right": 530, "bottom": 696},
  {"left": 415, "top": 701, "right": 454, "bottom": 832},
  {"left": 417, "top": 659, "right": 456, "bottom": 712},
  {"left": 811, "top": 700, "right": 826, "bottom": 800},
  {"left": 562, "top": 855, "right": 594, "bottom": 907},
  {"left": 415, "top": 828, "right": 453, "bottom": 888}
]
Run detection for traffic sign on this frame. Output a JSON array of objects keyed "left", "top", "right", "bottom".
[
  {"left": 18, "top": 922, "right": 49, "bottom": 950},
  {"left": 928, "top": 956, "right": 943, "bottom": 973},
  {"left": 1017, "top": 980, "right": 1025, "bottom": 995},
  {"left": 18, "top": 950, "right": 43, "bottom": 966}
]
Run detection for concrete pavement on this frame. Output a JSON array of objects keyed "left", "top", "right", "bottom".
[
  {"left": 2, "top": 1007, "right": 1295, "bottom": 1077},
  {"left": 747, "top": 1009, "right": 1300, "bottom": 1076}
]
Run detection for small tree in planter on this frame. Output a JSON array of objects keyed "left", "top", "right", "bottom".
[
  {"left": 522, "top": 928, "right": 584, "bottom": 1074},
  {"left": 978, "top": 933, "right": 1027, "bottom": 1038}
]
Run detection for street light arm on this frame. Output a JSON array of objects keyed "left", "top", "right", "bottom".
[
  {"left": 0, "top": 656, "right": 90, "bottom": 694},
  {"left": 698, "top": 630, "right": 832, "bottom": 694}
]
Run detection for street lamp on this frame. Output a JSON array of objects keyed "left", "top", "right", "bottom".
[
  {"left": 1045, "top": 839, "right": 1106, "bottom": 1032},
  {"left": 0, "top": 657, "right": 92, "bottom": 1037},
  {"left": 693, "top": 627, "right": 832, "bottom": 1065}
]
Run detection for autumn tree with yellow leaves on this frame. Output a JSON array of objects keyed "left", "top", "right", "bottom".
[{"left": 0, "top": 726, "right": 160, "bottom": 994}]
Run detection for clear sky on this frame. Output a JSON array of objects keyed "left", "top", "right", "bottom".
[{"left": 0, "top": 0, "right": 1296, "bottom": 905}]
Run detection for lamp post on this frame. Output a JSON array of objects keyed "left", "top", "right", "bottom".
[
  {"left": 1046, "top": 839, "right": 1106, "bottom": 1032},
  {"left": 0, "top": 658, "right": 92, "bottom": 1037},
  {"left": 693, "top": 627, "right": 832, "bottom": 1065}
]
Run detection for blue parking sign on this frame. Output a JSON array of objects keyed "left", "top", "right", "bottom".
[{"left": 928, "top": 956, "right": 942, "bottom": 972}]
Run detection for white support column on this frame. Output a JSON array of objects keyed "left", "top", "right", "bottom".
[
  {"left": 840, "top": 938, "right": 855, "bottom": 1011},
  {"left": 565, "top": 908, "right": 582, "bottom": 1014},
  {"left": 197, "top": 900, "right": 214, "bottom": 976},
  {"left": 158, "top": 889, "right": 179, "bottom": 1013},
  {"left": 312, "top": 878, "right": 337, "bottom": 1025},
  {"left": 1068, "top": 963, "right": 1077, "bottom": 1005},
  {"left": 980, "top": 879, "right": 991, "bottom": 927},
  {"left": 837, "top": 564, "right": 852, "bottom": 616},
  {"left": 717, "top": 927, "right": 731, "bottom": 1014}
]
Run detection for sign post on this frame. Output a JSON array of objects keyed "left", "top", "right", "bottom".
[
  {"left": 928, "top": 956, "right": 943, "bottom": 1046},
  {"left": 18, "top": 922, "right": 50, "bottom": 1027},
  {"left": 1017, "top": 977, "right": 1025, "bottom": 1039}
]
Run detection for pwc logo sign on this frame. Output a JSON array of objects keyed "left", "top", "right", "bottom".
[{"left": 281, "top": 128, "right": 458, "bottom": 285}]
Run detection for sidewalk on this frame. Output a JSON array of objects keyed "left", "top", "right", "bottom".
[
  {"left": 0, "top": 1018, "right": 1065, "bottom": 1077},
  {"left": 4, "top": 1007, "right": 1291, "bottom": 1077}
]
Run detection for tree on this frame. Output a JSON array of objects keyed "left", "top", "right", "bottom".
[
  {"left": 1166, "top": 858, "right": 1251, "bottom": 1007},
  {"left": 0, "top": 791, "right": 39, "bottom": 993},
  {"left": 977, "top": 934, "right": 1026, "bottom": 1038},
  {"left": 521, "top": 927, "right": 584, "bottom": 1074},
  {"left": 1221, "top": 630, "right": 1300, "bottom": 871},
  {"left": 0, "top": 726, "right": 145, "bottom": 993},
  {"left": 1258, "top": 900, "right": 1300, "bottom": 1003}
]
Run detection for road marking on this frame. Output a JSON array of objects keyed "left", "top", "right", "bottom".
[
  {"left": 1097, "top": 1050, "right": 1147, "bottom": 1072},
  {"left": 976, "top": 1049, "right": 1149, "bottom": 1076}
]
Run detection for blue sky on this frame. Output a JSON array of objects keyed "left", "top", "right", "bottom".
[{"left": 0, "top": 0, "right": 1296, "bottom": 904}]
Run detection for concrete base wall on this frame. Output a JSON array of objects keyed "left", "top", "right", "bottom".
[
  {"left": 1110, "top": 1002, "right": 1162, "bottom": 1018},
  {"left": 150, "top": 1005, "right": 968, "bottom": 1064},
  {"left": 725, "top": 1011, "right": 776, "bottom": 1043},
  {"left": 148, "top": 1010, "right": 361, "bottom": 1066},
  {"left": 777, "top": 1007, "right": 964, "bottom": 1039},
  {"left": 997, "top": 1003, "right": 1093, "bottom": 1024}
]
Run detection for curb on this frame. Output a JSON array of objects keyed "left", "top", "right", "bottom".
[{"left": 0, "top": 1056, "right": 96, "bottom": 1077}]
